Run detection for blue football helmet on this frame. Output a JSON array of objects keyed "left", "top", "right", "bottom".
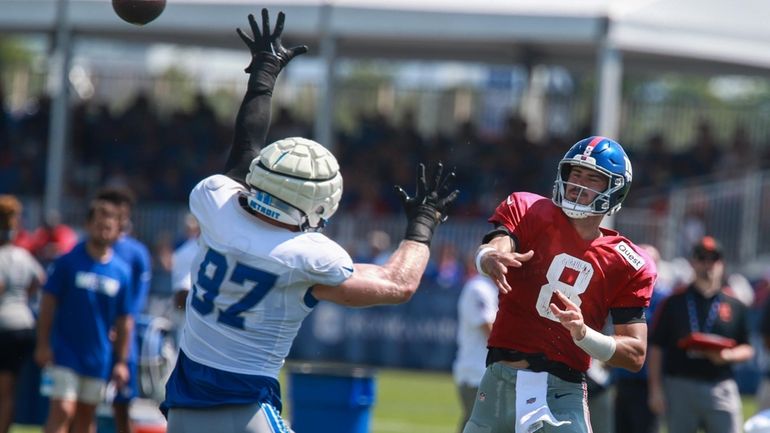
[{"left": 552, "top": 136, "right": 632, "bottom": 219}]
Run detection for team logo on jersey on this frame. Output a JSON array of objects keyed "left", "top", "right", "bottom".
[
  {"left": 75, "top": 272, "right": 120, "bottom": 296},
  {"left": 719, "top": 303, "right": 732, "bottom": 322},
  {"left": 615, "top": 241, "right": 645, "bottom": 270}
]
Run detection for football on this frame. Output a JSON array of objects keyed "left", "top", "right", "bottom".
[{"left": 112, "top": 0, "right": 166, "bottom": 26}]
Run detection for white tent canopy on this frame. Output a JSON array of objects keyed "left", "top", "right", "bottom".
[
  {"left": 610, "top": 0, "right": 770, "bottom": 72},
  {"left": 3, "top": 0, "right": 770, "bottom": 74}
]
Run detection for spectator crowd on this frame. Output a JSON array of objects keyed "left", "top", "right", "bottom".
[{"left": 2, "top": 90, "right": 769, "bottom": 218}]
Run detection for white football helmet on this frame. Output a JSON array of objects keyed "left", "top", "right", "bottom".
[{"left": 244, "top": 137, "right": 343, "bottom": 231}]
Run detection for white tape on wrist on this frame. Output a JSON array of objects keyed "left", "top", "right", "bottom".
[
  {"left": 475, "top": 247, "right": 497, "bottom": 277},
  {"left": 573, "top": 326, "right": 616, "bottom": 362}
]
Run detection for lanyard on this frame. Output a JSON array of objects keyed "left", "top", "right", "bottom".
[{"left": 686, "top": 292, "right": 720, "bottom": 334}]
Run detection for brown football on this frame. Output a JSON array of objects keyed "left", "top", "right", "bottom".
[{"left": 112, "top": 0, "right": 166, "bottom": 26}]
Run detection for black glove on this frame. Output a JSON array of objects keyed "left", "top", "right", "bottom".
[
  {"left": 395, "top": 162, "right": 459, "bottom": 245},
  {"left": 236, "top": 9, "right": 308, "bottom": 93}
]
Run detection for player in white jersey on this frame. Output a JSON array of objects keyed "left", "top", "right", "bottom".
[
  {"left": 161, "top": 9, "right": 459, "bottom": 433},
  {"left": 170, "top": 213, "right": 200, "bottom": 342},
  {"left": 453, "top": 274, "right": 498, "bottom": 433}
]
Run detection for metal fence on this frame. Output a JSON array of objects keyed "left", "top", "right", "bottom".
[
  {"left": 615, "top": 171, "right": 770, "bottom": 273},
  {"left": 18, "top": 168, "right": 770, "bottom": 273}
]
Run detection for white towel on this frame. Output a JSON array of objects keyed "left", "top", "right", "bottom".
[{"left": 515, "top": 370, "right": 571, "bottom": 433}]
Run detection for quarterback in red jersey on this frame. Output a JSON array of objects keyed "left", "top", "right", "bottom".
[{"left": 463, "top": 136, "right": 656, "bottom": 433}]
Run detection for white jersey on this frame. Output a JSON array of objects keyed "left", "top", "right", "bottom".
[
  {"left": 171, "top": 237, "right": 199, "bottom": 293},
  {"left": 453, "top": 274, "right": 499, "bottom": 386},
  {"left": 0, "top": 244, "right": 45, "bottom": 330},
  {"left": 181, "top": 175, "right": 353, "bottom": 379}
]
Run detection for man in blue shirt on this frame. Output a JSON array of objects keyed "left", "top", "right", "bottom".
[
  {"left": 35, "top": 197, "right": 133, "bottom": 433},
  {"left": 94, "top": 188, "right": 152, "bottom": 433}
]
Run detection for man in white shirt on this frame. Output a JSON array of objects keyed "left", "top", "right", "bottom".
[
  {"left": 453, "top": 273, "right": 498, "bottom": 433},
  {"left": 170, "top": 213, "right": 200, "bottom": 341}
]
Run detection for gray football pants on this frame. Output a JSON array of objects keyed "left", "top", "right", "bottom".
[{"left": 462, "top": 362, "right": 590, "bottom": 433}]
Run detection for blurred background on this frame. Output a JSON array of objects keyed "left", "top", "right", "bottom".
[{"left": 2, "top": 1, "right": 770, "bottom": 432}]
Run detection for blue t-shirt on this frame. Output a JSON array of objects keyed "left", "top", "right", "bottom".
[
  {"left": 44, "top": 242, "right": 132, "bottom": 379},
  {"left": 113, "top": 235, "right": 152, "bottom": 364},
  {"left": 113, "top": 235, "right": 152, "bottom": 316}
]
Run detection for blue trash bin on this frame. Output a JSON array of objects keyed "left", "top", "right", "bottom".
[{"left": 289, "top": 363, "right": 376, "bottom": 433}]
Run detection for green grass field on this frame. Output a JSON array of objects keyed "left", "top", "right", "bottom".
[
  {"left": 369, "top": 370, "right": 461, "bottom": 433},
  {"left": 276, "top": 368, "right": 462, "bottom": 433},
  {"left": 10, "top": 369, "right": 759, "bottom": 433}
]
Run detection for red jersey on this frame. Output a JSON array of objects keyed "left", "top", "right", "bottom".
[{"left": 487, "top": 192, "right": 656, "bottom": 372}]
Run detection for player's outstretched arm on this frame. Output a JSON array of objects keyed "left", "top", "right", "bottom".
[
  {"left": 225, "top": 8, "right": 308, "bottom": 183},
  {"left": 313, "top": 163, "right": 459, "bottom": 307}
]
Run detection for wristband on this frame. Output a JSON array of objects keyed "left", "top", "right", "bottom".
[
  {"left": 403, "top": 205, "right": 440, "bottom": 245},
  {"left": 474, "top": 247, "right": 496, "bottom": 277},
  {"left": 573, "top": 326, "right": 616, "bottom": 362}
]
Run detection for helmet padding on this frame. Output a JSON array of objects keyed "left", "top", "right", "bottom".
[{"left": 245, "top": 137, "right": 343, "bottom": 231}]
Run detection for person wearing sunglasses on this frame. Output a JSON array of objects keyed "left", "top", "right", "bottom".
[{"left": 648, "top": 236, "right": 754, "bottom": 433}]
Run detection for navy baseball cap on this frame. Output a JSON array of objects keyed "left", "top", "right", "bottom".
[{"left": 692, "top": 236, "right": 723, "bottom": 261}]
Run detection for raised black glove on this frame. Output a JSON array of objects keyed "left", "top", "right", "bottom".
[
  {"left": 395, "top": 162, "right": 459, "bottom": 245},
  {"left": 236, "top": 9, "right": 308, "bottom": 93}
]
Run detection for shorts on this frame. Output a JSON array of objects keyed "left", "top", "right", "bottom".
[
  {"left": 0, "top": 328, "right": 36, "bottom": 374},
  {"left": 42, "top": 365, "right": 106, "bottom": 405}
]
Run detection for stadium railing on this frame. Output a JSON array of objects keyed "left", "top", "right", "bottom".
[{"left": 16, "top": 168, "right": 770, "bottom": 271}]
